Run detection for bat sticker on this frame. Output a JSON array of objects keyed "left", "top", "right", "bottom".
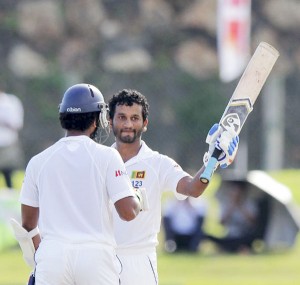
[
  {"left": 221, "top": 113, "right": 240, "bottom": 133},
  {"left": 220, "top": 98, "right": 253, "bottom": 134}
]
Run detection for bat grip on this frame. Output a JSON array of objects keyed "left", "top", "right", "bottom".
[{"left": 199, "top": 148, "right": 222, "bottom": 184}]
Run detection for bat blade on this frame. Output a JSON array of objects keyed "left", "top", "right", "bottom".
[
  {"left": 220, "top": 42, "right": 279, "bottom": 134},
  {"left": 200, "top": 42, "right": 279, "bottom": 184}
]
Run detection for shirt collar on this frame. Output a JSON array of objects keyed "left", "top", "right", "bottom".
[
  {"left": 59, "top": 135, "right": 93, "bottom": 142},
  {"left": 111, "top": 140, "right": 155, "bottom": 165}
]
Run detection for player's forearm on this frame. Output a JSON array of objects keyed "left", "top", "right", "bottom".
[
  {"left": 177, "top": 165, "right": 209, "bottom": 198},
  {"left": 22, "top": 218, "right": 41, "bottom": 250},
  {"left": 21, "top": 204, "right": 39, "bottom": 231},
  {"left": 191, "top": 166, "right": 210, "bottom": 197},
  {"left": 115, "top": 196, "right": 140, "bottom": 221}
]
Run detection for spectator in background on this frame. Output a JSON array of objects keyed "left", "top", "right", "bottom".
[
  {"left": 0, "top": 90, "right": 24, "bottom": 189},
  {"left": 206, "top": 181, "right": 259, "bottom": 253},
  {"left": 163, "top": 197, "right": 207, "bottom": 253}
]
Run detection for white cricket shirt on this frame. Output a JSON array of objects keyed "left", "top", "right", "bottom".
[
  {"left": 20, "top": 135, "right": 134, "bottom": 246},
  {"left": 112, "top": 141, "right": 190, "bottom": 252}
]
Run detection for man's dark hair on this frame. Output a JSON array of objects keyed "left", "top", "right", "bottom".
[
  {"left": 59, "top": 112, "right": 99, "bottom": 131},
  {"left": 108, "top": 89, "right": 149, "bottom": 121}
]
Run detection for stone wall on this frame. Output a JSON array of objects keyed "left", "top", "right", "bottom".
[{"left": 0, "top": 0, "right": 299, "bottom": 171}]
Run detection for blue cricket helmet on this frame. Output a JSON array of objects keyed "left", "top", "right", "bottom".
[{"left": 59, "top": 83, "right": 105, "bottom": 113}]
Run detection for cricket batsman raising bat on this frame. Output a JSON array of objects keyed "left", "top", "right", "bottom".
[{"left": 200, "top": 42, "right": 280, "bottom": 184}]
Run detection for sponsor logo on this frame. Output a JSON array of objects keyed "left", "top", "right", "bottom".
[
  {"left": 221, "top": 113, "right": 240, "bottom": 133},
  {"left": 131, "top": 171, "right": 146, "bottom": 179},
  {"left": 67, "top": 107, "right": 82, "bottom": 112},
  {"left": 115, "top": 170, "right": 127, "bottom": 177}
]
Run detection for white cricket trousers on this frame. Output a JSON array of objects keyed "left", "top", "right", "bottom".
[
  {"left": 117, "top": 249, "right": 158, "bottom": 285},
  {"left": 34, "top": 240, "right": 120, "bottom": 285}
]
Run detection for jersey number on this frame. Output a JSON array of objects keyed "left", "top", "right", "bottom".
[{"left": 132, "top": 180, "right": 143, "bottom": 188}]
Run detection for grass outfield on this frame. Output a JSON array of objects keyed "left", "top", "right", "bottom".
[
  {"left": 1, "top": 237, "right": 300, "bottom": 285},
  {"left": 0, "top": 169, "right": 299, "bottom": 284},
  {"left": 158, "top": 238, "right": 300, "bottom": 285}
]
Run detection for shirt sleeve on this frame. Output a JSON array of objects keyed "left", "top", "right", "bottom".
[
  {"left": 106, "top": 149, "right": 135, "bottom": 203},
  {"left": 19, "top": 158, "right": 39, "bottom": 207},
  {"left": 159, "top": 155, "right": 190, "bottom": 200}
]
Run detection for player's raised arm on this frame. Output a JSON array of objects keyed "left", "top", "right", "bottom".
[
  {"left": 200, "top": 42, "right": 279, "bottom": 184},
  {"left": 176, "top": 123, "right": 239, "bottom": 197}
]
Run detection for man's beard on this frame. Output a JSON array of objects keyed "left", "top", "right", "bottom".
[{"left": 113, "top": 127, "right": 143, "bottom": 144}]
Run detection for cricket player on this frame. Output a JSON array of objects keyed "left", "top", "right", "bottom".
[
  {"left": 13, "top": 84, "right": 148, "bottom": 285},
  {"left": 108, "top": 89, "right": 239, "bottom": 284}
]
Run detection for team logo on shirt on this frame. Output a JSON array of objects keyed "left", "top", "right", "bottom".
[
  {"left": 115, "top": 170, "right": 127, "bottom": 177},
  {"left": 131, "top": 171, "right": 146, "bottom": 179},
  {"left": 131, "top": 171, "right": 145, "bottom": 188}
]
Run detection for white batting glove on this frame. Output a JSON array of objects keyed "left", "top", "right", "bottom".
[
  {"left": 203, "top": 123, "right": 239, "bottom": 169},
  {"left": 203, "top": 123, "right": 223, "bottom": 168},
  {"left": 134, "top": 188, "right": 149, "bottom": 211},
  {"left": 216, "top": 129, "right": 239, "bottom": 168},
  {"left": 10, "top": 218, "right": 39, "bottom": 269}
]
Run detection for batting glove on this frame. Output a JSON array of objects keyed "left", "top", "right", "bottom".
[
  {"left": 134, "top": 188, "right": 149, "bottom": 211},
  {"left": 216, "top": 129, "right": 239, "bottom": 168},
  {"left": 10, "top": 218, "right": 39, "bottom": 269},
  {"left": 203, "top": 123, "right": 223, "bottom": 169},
  {"left": 203, "top": 123, "right": 239, "bottom": 169}
]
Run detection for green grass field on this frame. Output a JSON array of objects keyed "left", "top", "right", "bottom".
[
  {"left": 1, "top": 239, "right": 300, "bottom": 285},
  {"left": 0, "top": 169, "right": 299, "bottom": 285},
  {"left": 158, "top": 239, "right": 300, "bottom": 285}
]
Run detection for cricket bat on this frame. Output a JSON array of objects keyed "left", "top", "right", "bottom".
[{"left": 200, "top": 42, "right": 280, "bottom": 184}]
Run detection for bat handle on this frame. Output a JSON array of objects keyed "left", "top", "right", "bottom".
[{"left": 199, "top": 148, "right": 222, "bottom": 184}]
